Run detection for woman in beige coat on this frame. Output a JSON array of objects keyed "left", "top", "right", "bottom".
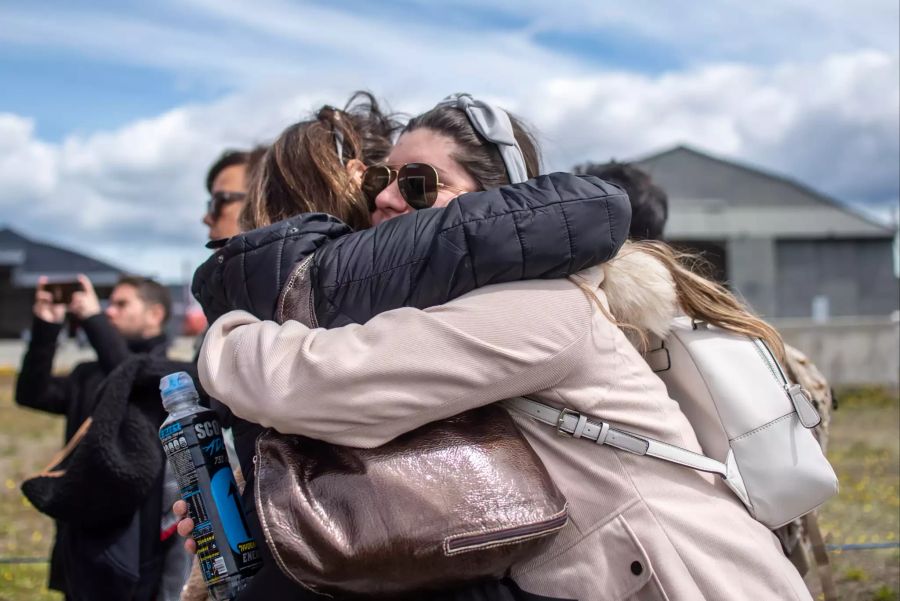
[{"left": 195, "top": 102, "right": 812, "bottom": 600}]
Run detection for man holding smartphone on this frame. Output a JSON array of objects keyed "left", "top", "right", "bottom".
[{"left": 15, "top": 273, "right": 173, "bottom": 600}]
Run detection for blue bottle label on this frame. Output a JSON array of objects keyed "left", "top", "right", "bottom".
[{"left": 160, "top": 411, "right": 262, "bottom": 585}]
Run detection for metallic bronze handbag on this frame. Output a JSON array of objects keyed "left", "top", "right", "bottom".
[{"left": 254, "top": 403, "right": 568, "bottom": 597}]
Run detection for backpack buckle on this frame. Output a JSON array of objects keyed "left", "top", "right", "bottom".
[{"left": 556, "top": 408, "right": 580, "bottom": 437}]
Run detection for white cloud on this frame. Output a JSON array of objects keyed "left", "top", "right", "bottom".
[
  {"left": 526, "top": 50, "right": 900, "bottom": 206},
  {"left": 0, "top": 115, "right": 58, "bottom": 200},
  {"left": 393, "top": 0, "right": 900, "bottom": 62},
  {"left": 0, "top": 2, "right": 896, "bottom": 281},
  {"left": 0, "top": 1, "right": 588, "bottom": 91},
  {"left": 2, "top": 87, "right": 335, "bottom": 279}
]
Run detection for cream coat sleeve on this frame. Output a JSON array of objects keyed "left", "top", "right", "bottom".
[{"left": 198, "top": 277, "right": 593, "bottom": 448}]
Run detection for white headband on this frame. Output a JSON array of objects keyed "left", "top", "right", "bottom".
[{"left": 436, "top": 93, "right": 528, "bottom": 184}]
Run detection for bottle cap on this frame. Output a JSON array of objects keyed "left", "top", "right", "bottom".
[{"left": 160, "top": 371, "right": 198, "bottom": 409}]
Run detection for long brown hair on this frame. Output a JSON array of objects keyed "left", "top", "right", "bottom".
[
  {"left": 634, "top": 241, "right": 786, "bottom": 364},
  {"left": 241, "top": 91, "right": 400, "bottom": 231},
  {"left": 576, "top": 240, "right": 786, "bottom": 364}
]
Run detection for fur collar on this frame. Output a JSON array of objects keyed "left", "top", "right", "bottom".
[{"left": 601, "top": 242, "right": 679, "bottom": 339}]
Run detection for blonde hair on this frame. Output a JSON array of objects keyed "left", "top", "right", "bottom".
[{"left": 579, "top": 240, "right": 786, "bottom": 365}]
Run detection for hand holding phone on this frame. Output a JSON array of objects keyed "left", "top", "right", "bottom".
[
  {"left": 46, "top": 280, "right": 83, "bottom": 304},
  {"left": 34, "top": 277, "right": 73, "bottom": 324},
  {"left": 68, "top": 275, "right": 102, "bottom": 320}
]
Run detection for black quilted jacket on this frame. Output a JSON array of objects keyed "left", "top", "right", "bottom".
[{"left": 192, "top": 172, "right": 631, "bottom": 327}]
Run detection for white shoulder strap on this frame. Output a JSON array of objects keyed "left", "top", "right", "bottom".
[{"left": 503, "top": 397, "right": 726, "bottom": 476}]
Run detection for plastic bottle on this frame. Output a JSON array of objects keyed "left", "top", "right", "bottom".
[{"left": 159, "top": 372, "right": 262, "bottom": 600}]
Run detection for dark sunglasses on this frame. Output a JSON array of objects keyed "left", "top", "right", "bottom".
[
  {"left": 206, "top": 191, "right": 247, "bottom": 219},
  {"left": 362, "top": 163, "right": 468, "bottom": 211}
]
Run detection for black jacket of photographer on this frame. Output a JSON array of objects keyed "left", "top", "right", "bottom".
[{"left": 15, "top": 313, "right": 167, "bottom": 596}]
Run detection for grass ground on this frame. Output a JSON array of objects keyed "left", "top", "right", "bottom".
[
  {"left": 813, "top": 388, "right": 900, "bottom": 601},
  {"left": 0, "top": 372, "right": 63, "bottom": 601},
  {"left": 0, "top": 374, "right": 897, "bottom": 600}
]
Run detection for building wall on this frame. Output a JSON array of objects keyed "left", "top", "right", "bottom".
[
  {"left": 0, "top": 336, "right": 197, "bottom": 373},
  {"left": 0, "top": 285, "right": 33, "bottom": 338},
  {"left": 727, "top": 237, "right": 778, "bottom": 317},
  {"left": 773, "top": 317, "right": 899, "bottom": 387},
  {"left": 775, "top": 238, "right": 899, "bottom": 318},
  {"left": 637, "top": 147, "right": 898, "bottom": 319},
  {"left": 669, "top": 236, "right": 899, "bottom": 319},
  {"left": 2, "top": 324, "right": 894, "bottom": 388}
]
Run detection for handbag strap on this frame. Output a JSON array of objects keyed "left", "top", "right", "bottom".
[{"left": 502, "top": 397, "right": 729, "bottom": 478}]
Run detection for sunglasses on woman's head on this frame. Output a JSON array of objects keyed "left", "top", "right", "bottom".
[{"left": 362, "top": 163, "right": 468, "bottom": 211}]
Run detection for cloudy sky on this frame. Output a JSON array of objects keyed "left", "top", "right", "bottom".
[{"left": 1, "top": 0, "right": 898, "bottom": 282}]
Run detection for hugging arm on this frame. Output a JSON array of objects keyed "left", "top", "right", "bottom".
[
  {"left": 306, "top": 173, "right": 629, "bottom": 326},
  {"left": 192, "top": 173, "right": 629, "bottom": 327},
  {"left": 198, "top": 277, "right": 593, "bottom": 447}
]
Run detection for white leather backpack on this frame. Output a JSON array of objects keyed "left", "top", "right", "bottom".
[{"left": 506, "top": 316, "right": 838, "bottom": 530}]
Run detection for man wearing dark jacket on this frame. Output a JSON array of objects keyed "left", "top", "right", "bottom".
[{"left": 15, "top": 274, "right": 172, "bottom": 599}]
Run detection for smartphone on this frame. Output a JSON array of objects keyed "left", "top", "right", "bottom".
[{"left": 45, "top": 280, "right": 83, "bottom": 304}]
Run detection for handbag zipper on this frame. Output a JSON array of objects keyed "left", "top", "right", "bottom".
[
  {"left": 445, "top": 512, "right": 568, "bottom": 553},
  {"left": 751, "top": 338, "right": 821, "bottom": 427},
  {"left": 752, "top": 338, "right": 788, "bottom": 387}
]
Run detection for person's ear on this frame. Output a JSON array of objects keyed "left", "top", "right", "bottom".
[
  {"left": 345, "top": 159, "right": 367, "bottom": 188},
  {"left": 147, "top": 303, "right": 166, "bottom": 329}
]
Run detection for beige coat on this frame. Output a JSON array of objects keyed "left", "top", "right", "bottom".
[{"left": 198, "top": 248, "right": 812, "bottom": 601}]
